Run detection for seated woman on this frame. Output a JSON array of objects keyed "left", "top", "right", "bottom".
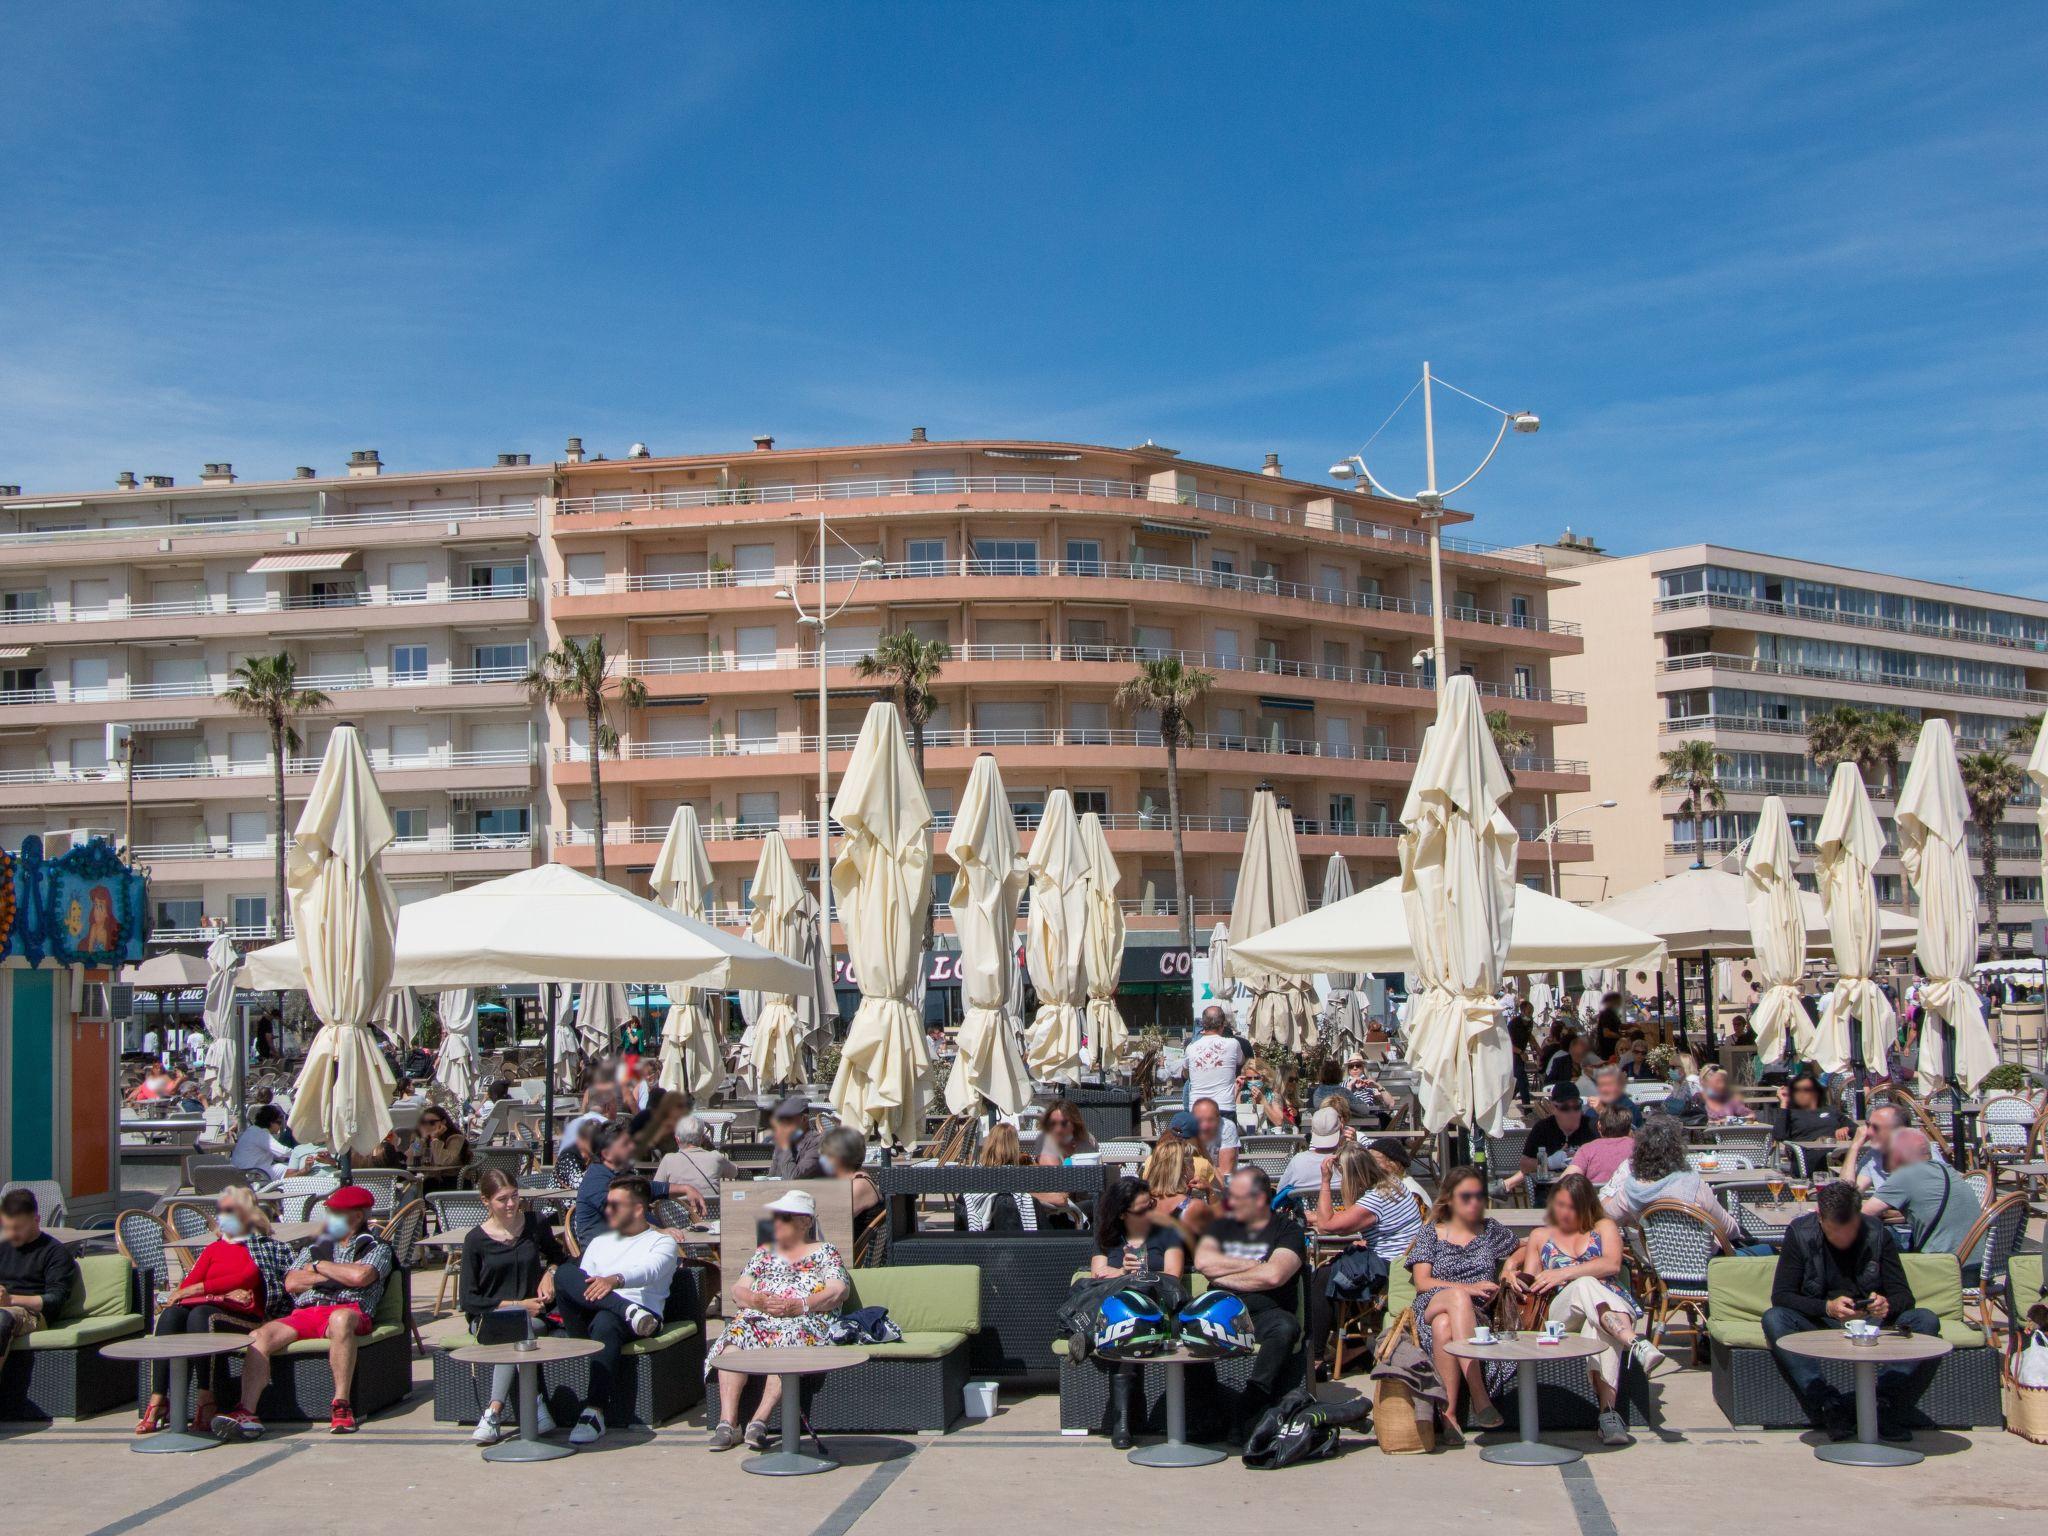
[
  {"left": 1508, "top": 1173, "right": 1674, "bottom": 1446},
  {"left": 705, "top": 1190, "right": 848, "bottom": 1452},
  {"left": 817, "top": 1126, "right": 885, "bottom": 1256},
  {"left": 1600, "top": 1114, "right": 1761, "bottom": 1252},
  {"left": 1142, "top": 1137, "right": 1215, "bottom": 1243},
  {"left": 1034, "top": 1101, "right": 1098, "bottom": 1166},
  {"left": 965, "top": 1124, "right": 1039, "bottom": 1231},
  {"left": 1088, "top": 1175, "right": 1187, "bottom": 1280},
  {"left": 1304, "top": 1143, "right": 1423, "bottom": 1374},
  {"left": 1770, "top": 1072, "right": 1848, "bottom": 1146},
  {"left": 459, "top": 1167, "right": 569, "bottom": 1444},
  {"left": 406, "top": 1105, "right": 473, "bottom": 1195},
  {"left": 1405, "top": 1164, "right": 1519, "bottom": 1435},
  {"left": 135, "top": 1187, "right": 288, "bottom": 1434}
]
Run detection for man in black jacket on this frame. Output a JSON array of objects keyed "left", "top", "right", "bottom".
[
  {"left": 0, "top": 1188, "right": 80, "bottom": 1364},
  {"left": 1762, "top": 1180, "right": 1940, "bottom": 1439}
]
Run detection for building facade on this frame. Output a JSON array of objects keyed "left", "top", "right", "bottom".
[{"left": 1546, "top": 539, "right": 2046, "bottom": 950}]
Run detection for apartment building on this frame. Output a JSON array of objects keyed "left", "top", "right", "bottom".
[
  {"left": 0, "top": 455, "right": 550, "bottom": 944},
  {"left": 1546, "top": 538, "right": 2046, "bottom": 949},
  {"left": 540, "top": 434, "right": 1594, "bottom": 933}
]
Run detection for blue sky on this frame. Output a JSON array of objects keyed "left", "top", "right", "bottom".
[{"left": 4, "top": 3, "right": 2044, "bottom": 588}]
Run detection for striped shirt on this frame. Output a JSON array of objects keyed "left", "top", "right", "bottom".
[{"left": 1361, "top": 1185, "right": 1424, "bottom": 1262}]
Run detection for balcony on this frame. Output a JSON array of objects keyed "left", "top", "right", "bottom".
[
  {"left": 0, "top": 581, "right": 530, "bottom": 637},
  {"left": 556, "top": 812, "right": 1590, "bottom": 848},
  {"left": 552, "top": 476, "right": 1543, "bottom": 566},
  {"left": 0, "top": 748, "right": 536, "bottom": 810},
  {"left": 2, "top": 663, "right": 531, "bottom": 713},
  {"left": 1657, "top": 651, "right": 2047, "bottom": 707},
  {"left": 0, "top": 501, "right": 537, "bottom": 551},
  {"left": 1655, "top": 591, "right": 2048, "bottom": 657}
]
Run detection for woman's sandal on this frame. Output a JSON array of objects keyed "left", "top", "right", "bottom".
[{"left": 135, "top": 1403, "right": 168, "bottom": 1435}]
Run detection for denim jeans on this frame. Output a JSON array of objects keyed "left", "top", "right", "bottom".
[
  {"left": 1761, "top": 1305, "right": 1941, "bottom": 1419},
  {"left": 552, "top": 1261, "right": 639, "bottom": 1414}
]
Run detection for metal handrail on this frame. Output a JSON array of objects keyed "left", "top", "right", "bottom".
[
  {"left": 1655, "top": 591, "right": 2048, "bottom": 656},
  {"left": 0, "top": 502, "right": 538, "bottom": 549},
  {"left": 558, "top": 815, "right": 1590, "bottom": 848},
  {"left": 0, "top": 583, "right": 529, "bottom": 628},
  {"left": 1657, "top": 651, "right": 2047, "bottom": 706}
]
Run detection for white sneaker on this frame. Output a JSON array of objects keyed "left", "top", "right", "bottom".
[
  {"left": 626, "top": 1304, "right": 660, "bottom": 1338},
  {"left": 472, "top": 1408, "right": 507, "bottom": 1446},
  {"left": 532, "top": 1399, "right": 557, "bottom": 1436},
  {"left": 1629, "top": 1338, "right": 1678, "bottom": 1379},
  {"left": 569, "top": 1408, "right": 606, "bottom": 1446},
  {"left": 1597, "top": 1409, "right": 1631, "bottom": 1446}
]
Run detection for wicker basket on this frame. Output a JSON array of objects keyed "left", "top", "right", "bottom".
[
  {"left": 1371, "top": 1308, "right": 1437, "bottom": 1455},
  {"left": 2003, "top": 1345, "right": 2048, "bottom": 1445}
]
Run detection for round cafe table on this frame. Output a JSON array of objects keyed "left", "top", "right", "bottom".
[
  {"left": 716, "top": 1346, "right": 871, "bottom": 1476},
  {"left": 1774, "top": 1329, "right": 1952, "bottom": 1466},
  {"left": 1123, "top": 1347, "right": 1229, "bottom": 1468},
  {"left": 101, "top": 1334, "right": 252, "bottom": 1454},
  {"left": 448, "top": 1336, "right": 605, "bottom": 1462},
  {"left": 1446, "top": 1333, "right": 1609, "bottom": 1465}
]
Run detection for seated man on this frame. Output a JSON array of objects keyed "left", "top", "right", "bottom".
[
  {"left": 1508, "top": 1082, "right": 1594, "bottom": 1199},
  {"left": 652, "top": 1114, "right": 737, "bottom": 1211},
  {"left": 1847, "top": 1105, "right": 1943, "bottom": 1194},
  {"left": 1762, "top": 1179, "right": 1940, "bottom": 1441},
  {"left": 1862, "top": 1129, "right": 1983, "bottom": 1275},
  {"left": 0, "top": 1188, "right": 80, "bottom": 1365},
  {"left": 1589, "top": 1064, "right": 1645, "bottom": 1128},
  {"left": 1189, "top": 1097, "right": 1242, "bottom": 1177},
  {"left": 214, "top": 1184, "right": 392, "bottom": 1438},
  {"left": 551, "top": 1174, "right": 680, "bottom": 1446},
  {"left": 767, "top": 1096, "right": 825, "bottom": 1180},
  {"left": 571, "top": 1120, "right": 705, "bottom": 1247},
  {"left": 1194, "top": 1168, "right": 1307, "bottom": 1438}
]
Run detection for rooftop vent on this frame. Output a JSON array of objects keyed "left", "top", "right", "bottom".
[
  {"left": 200, "top": 462, "right": 236, "bottom": 485},
  {"left": 141, "top": 474, "right": 174, "bottom": 489},
  {"left": 117, "top": 471, "right": 138, "bottom": 489},
  {"left": 752, "top": 434, "right": 774, "bottom": 451},
  {"left": 909, "top": 426, "right": 928, "bottom": 443},
  {"left": 0, "top": 485, "right": 20, "bottom": 498},
  {"left": 629, "top": 442, "right": 650, "bottom": 459},
  {"left": 347, "top": 449, "right": 382, "bottom": 477},
  {"left": 294, "top": 466, "right": 317, "bottom": 479},
  {"left": 564, "top": 436, "right": 585, "bottom": 464},
  {"left": 1261, "top": 452, "right": 1282, "bottom": 477},
  {"left": 495, "top": 452, "right": 532, "bottom": 467}
]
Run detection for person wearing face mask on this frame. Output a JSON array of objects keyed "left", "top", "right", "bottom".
[
  {"left": 136, "top": 1187, "right": 287, "bottom": 1435},
  {"left": 211, "top": 1184, "right": 392, "bottom": 1440}
]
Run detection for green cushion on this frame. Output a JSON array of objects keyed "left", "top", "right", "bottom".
[
  {"left": 1387, "top": 1262, "right": 1416, "bottom": 1318},
  {"left": 2012, "top": 1255, "right": 2044, "bottom": 1312},
  {"left": 842, "top": 1265, "right": 980, "bottom": 1334},
  {"left": 847, "top": 1329, "right": 967, "bottom": 1361},
  {"left": 622, "top": 1321, "right": 698, "bottom": 1357},
  {"left": 24, "top": 1314, "right": 142, "bottom": 1351},
  {"left": 282, "top": 1322, "right": 404, "bottom": 1357},
  {"left": 426, "top": 1316, "right": 698, "bottom": 1357},
  {"left": 1705, "top": 1252, "right": 1986, "bottom": 1349},
  {"left": 52, "top": 1254, "right": 135, "bottom": 1325}
]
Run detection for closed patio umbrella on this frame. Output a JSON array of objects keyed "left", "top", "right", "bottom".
[
  {"left": 2027, "top": 719, "right": 2048, "bottom": 917},
  {"left": 1204, "top": 922, "right": 1237, "bottom": 1011},
  {"left": 942, "top": 754, "right": 1032, "bottom": 1117},
  {"left": 650, "top": 806, "right": 723, "bottom": 1096},
  {"left": 1318, "top": 854, "right": 1366, "bottom": 1052},
  {"left": 548, "top": 983, "right": 580, "bottom": 1092},
  {"left": 575, "top": 980, "right": 629, "bottom": 1060},
  {"left": 1079, "top": 810, "right": 1128, "bottom": 1070},
  {"left": 1895, "top": 718, "right": 1999, "bottom": 1094},
  {"left": 1397, "top": 676, "right": 1518, "bottom": 1136},
  {"left": 200, "top": 928, "right": 241, "bottom": 1122},
  {"left": 370, "top": 986, "right": 419, "bottom": 1054},
  {"left": 1743, "top": 796, "right": 1810, "bottom": 1066},
  {"left": 286, "top": 723, "right": 400, "bottom": 1159},
  {"left": 1813, "top": 763, "right": 1896, "bottom": 1075},
  {"left": 1024, "top": 788, "right": 1091, "bottom": 1084},
  {"left": 434, "top": 988, "right": 481, "bottom": 1106},
  {"left": 743, "top": 831, "right": 811, "bottom": 1093},
  {"left": 828, "top": 702, "right": 934, "bottom": 1144},
  {"left": 1226, "top": 788, "right": 1317, "bottom": 1052}
]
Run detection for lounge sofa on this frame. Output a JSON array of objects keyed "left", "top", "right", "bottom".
[
  {"left": 0, "top": 1253, "right": 144, "bottom": 1420},
  {"left": 805, "top": 1264, "right": 980, "bottom": 1432},
  {"left": 1706, "top": 1252, "right": 2001, "bottom": 1428},
  {"left": 188, "top": 1264, "right": 414, "bottom": 1422},
  {"left": 431, "top": 1268, "right": 705, "bottom": 1429}
]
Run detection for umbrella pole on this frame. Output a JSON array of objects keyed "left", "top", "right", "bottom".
[
  {"left": 1700, "top": 951, "right": 1718, "bottom": 1060},
  {"left": 1674, "top": 962, "right": 1689, "bottom": 1051},
  {"left": 234, "top": 999, "right": 248, "bottom": 1133},
  {"left": 1658, "top": 969, "right": 1673, "bottom": 1050},
  {"left": 539, "top": 997, "right": 556, "bottom": 1157}
]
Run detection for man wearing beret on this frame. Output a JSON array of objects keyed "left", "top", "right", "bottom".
[{"left": 213, "top": 1183, "right": 393, "bottom": 1440}]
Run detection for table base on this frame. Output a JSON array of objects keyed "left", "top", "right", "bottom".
[
  {"left": 1814, "top": 1441, "right": 1921, "bottom": 1468},
  {"left": 1479, "top": 1439, "right": 1582, "bottom": 1467},
  {"left": 1128, "top": 1440, "right": 1229, "bottom": 1468},
  {"left": 133, "top": 1430, "right": 221, "bottom": 1455},
  {"left": 483, "top": 1437, "right": 577, "bottom": 1464},
  {"left": 744, "top": 1450, "right": 840, "bottom": 1476}
]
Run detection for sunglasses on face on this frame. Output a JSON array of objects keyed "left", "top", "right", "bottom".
[
  {"left": 1454, "top": 1189, "right": 1486, "bottom": 1204},
  {"left": 1129, "top": 1201, "right": 1157, "bottom": 1218}
]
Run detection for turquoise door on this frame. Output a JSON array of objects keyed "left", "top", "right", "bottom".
[{"left": 8, "top": 968, "right": 58, "bottom": 1181}]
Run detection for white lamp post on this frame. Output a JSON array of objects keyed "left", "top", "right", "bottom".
[{"left": 1539, "top": 799, "right": 1618, "bottom": 897}]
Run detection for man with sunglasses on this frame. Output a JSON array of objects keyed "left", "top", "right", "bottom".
[
  {"left": 571, "top": 1119, "right": 705, "bottom": 1246},
  {"left": 550, "top": 1175, "right": 680, "bottom": 1446},
  {"left": 1194, "top": 1167, "right": 1306, "bottom": 1440}
]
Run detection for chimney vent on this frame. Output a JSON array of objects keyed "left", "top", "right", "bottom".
[
  {"left": 142, "top": 474, "right": 174, "bottom": 489},
  {"left": 1261, "top": 452, "right": 1282, "bottom": 477},
  {"left": 200, "top": 462, "right": 236, "bottom": 485},
  {"left": 752, "top": 434, "right": 774, "bottom": 451},
  {"left": 294, "top": 466, "right": 316, "bottom": 479},
  {"left": 564, "top": 436, "right": 585, "bottom": 464},
  {"left": 0, "top": 485, "right": 19, "bottom": 497},
  {"left": 347, "top": 449, "right": 382, "bottom": 477},
  {"left": 909, "top": 426, "right": 927, "bottom": 443},
  {"left": 629, "top": 442, "right": 650, "bottom": 459},
  {"left": 117, "top": 471, "right": 138, "bottom": 489},
  {"left": 495, "top": 452, "right": 532, "bottom": 467}
]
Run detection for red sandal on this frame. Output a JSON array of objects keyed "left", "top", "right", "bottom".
[{"left": 135, "top": 1402, "right": 168, "bottom": 1435}]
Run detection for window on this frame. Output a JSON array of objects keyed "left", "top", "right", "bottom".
[
  {"left": 476, "top": 805, "right": 529, "bottom": 842},
  {"left": 906, "top": 538, "right": 947, "bottom": 574},
  {"left": 1210, "top": 555, "right": 1236, "bottom": 577},
  {"left": 231, "top": 894, "right": 269, "bottom": 934},
  {"left": 1, "top": 588, "right": 49, "bottom": 618},
  {"left": 1324, "top": 716, "right": 1353, "bottom": 754},
  {"left": 1073, "top": 790, "right": 1110, "bottom": 818},
  {"left": 734, "top": 626, "right": 779, "bottom": 668},
  {"left": 389, "top": 724, "right": 432, "bottom": 763},
  {"left": 565, "top": 553, "right": 607, "bottom": 593},
  {"left": 1134, "top": 625, "right": 1175, "bottom": 657},
  {"left": 1511, "top": 595, "right": 1531, "bottom": 627},
  {"left": 1069, "top": 700, "right": 1110, "bottom": 740},
  {"left": 972, "top": 538, "right": 1039, "bottom": 575},
  {"left": 1328, "top": 794, "right": 1357, "bottom": 834},
  {"left": 736, "top": 707, "right": 779, "bottom": 751},
  {"left": 1322, "top": 640, "right": 1348, "bottom": 670},
  {"left": 978, "top": 618, "right": 1040, "bottom": 649},
  {"left": 466, "top": 560, "right": 527, "bottom": 594},
  {"left": 155, "top": 898, "right": 203, "bottom": 933},
  {"left": 1008, "top": 786, "right": 1046, "bottom": 823},
  {"left": 69, "top": 735, "right": 108, "bottom": 772},
  {"left": 391, "top": 808, "right": 425, "bottom": 842},
  {"left": 387, "top": 561, "right": 430, "bottom": 602},
  {"left": 1212, "top": 628, "right": 1240, "bottom": 662},
  {"left": 730, "top": 544, "right": 777, "bottom": 585},
  {"left": 391, "top": 644, "right": 429, "bottom": 683},
  {"left": 1513, "top": 665, "right": 1535, "bottom": 698},
  {"left": 70, "top": 657, "right": 111, "bottom": 701},
  {"left": 907, "top": 617, "right": 949, "bottom": 645},
  {"left": 472, "top": 641, "right": 528, "bottom": 677},
  {"left": 737, "top": 791, "right": 780, "bottom": 826},
  {"left": 2, "top": 665, "right": 45, "bottom": 694},
  {"left": 228, "top": 812, "right": 268, "bottom": 851},
  {"left": 70, "top": 579, "right": 111, "bottom": 615},
  {"left": 1065, "top": 539, "right": 1103, "bottom": 575},
  {"left": 973, "top": 700, "right": 1046, "bottom": 735},
  {"left": 1066, "top": 619, "right": 1108, "bottom": 653}
]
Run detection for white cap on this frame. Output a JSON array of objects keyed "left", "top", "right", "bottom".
[{"left": 764, "top": 1189, "right": 817, "bottom": 1218}]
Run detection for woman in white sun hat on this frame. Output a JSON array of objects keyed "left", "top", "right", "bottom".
[{"left": 704, "top": 1189, "right": 849, "bottom": 1452}]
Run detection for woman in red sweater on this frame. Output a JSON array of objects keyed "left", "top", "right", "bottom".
[{"left": 136, "top": 1187, "right": 283, "bottom": 1434}]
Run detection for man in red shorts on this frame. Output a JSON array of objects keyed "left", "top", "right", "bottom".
[{"left": 213, "top": 1183, "right": 393, "bottom": 1439}]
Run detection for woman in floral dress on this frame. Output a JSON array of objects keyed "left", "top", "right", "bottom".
[
  {"left": 1406, "top": 1164, "right": 1520, "bottom": 1432},
  {"left": 705, "top": 1189, "right": 849, "bottom": 1451}
]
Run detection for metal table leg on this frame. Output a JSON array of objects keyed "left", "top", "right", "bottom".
[
  {"left": 483, "top": 1359, "right": 575, "bottom": 1462},
  {"left": 745, "top": 1372, "right": 839, "bottom": 1475},
  {"left": 1815, "top": 1359, "right": 1921, "bottom": 1467},
  {"left": 1128, "top": 1361, "right": 1227, "bottom": 1468},
  {"left": 135, "top": 1355, "right": 220, "bottom": 1454},
  {"left": 1480, "top": 1363, "right": 1581, "bottom": 1466}
]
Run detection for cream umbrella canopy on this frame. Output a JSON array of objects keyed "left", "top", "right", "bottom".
[
  {"left": 650, "top": 806, "right": 723, "bottom": 1096},
  {"left": 743, "top": 831, "right": 811, "bottom": 1093},
  {"left": 942, "top": 753, "right": 1032, "bottom": 1116},
  {"left": 1024, "top": 788, "right": 1091, "bottom": 1084},
  {"left": 1813, "top": 762, "right": 1896, "bottom": 1075},
  {"left": 1078, "top": 810, "right": 1128, "bottom": 1070},
  {"left": 1895, "top": 717, "right": 2000, "bottom": 1094},
  {"left": 286, "top": 724, "right": 399, "bottom": 1159},
  {"left": 1742, "top": 796, "right": 1810, "bottom": 1066},
  {"left": 1396, "top": 675, "right": 1519, "bottom": 1136},
  {"left": 433, "top": 988, "right": 481, "bottom": 1106},
  {"left": 1225, "top": 789, "right": 1317, "bottom": 1052},
  {"left": 828, "top": 702, "right": 935, "bottom": 1144}
]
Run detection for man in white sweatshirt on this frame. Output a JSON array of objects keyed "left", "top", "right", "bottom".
[{"left": 550, "top": 1174, "right": 679, "bottom": 1446}]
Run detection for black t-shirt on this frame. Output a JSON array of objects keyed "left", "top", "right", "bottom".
[
  {"left": 1114, "top": 1224, "right": 1185, "bottom": 1275},
  {"left": 1204, "top": 1215, "right": 1307, "bottom": 1317},
  {"left": 1522, "top": 1115, "right": 1597, "bottom": 1168}
]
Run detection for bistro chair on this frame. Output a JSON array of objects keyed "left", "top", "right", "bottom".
[
  {"left": 424, "top": 1190, "right": 490, "bottom": 1314},
  {"left": 1639, "top": 1201, "right": 1726, "bottom": 1363},
  {"left": 1962, "top": 1190, "right": 2033, "bottom": 1342},
  {"left": 1698, "top": 1124, "right": 1774, "bottom": 1164},
  {"left": 346, "top": 1168, "right": 407, "bottom": 1218},
  {"left": 276, "top": 1172, "right": 342, "bottom": 1222},
  {"left": 115, "top": 1209, "right": 172, "bottom": 1326},
  {"left": 379, "top": 1198, "right": 430, "bottom": 1355},
  {"left": 191, "top": 1163, "right": 255, "bottom": 1196},
  {"left": 469, "top": 1145, "right": 529, "bottom": 1185},
  {"left": 1978, "top": 1094, "right": 2036, "bottom": 1166},
  {"left": 1482, "top": 1129, "right": 1532, "bottom": 1206},
  {"left": 1, "top": 1179, "right": 68, "bottom": 1227}
]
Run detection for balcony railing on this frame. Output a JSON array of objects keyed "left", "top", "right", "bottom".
[
  {"left": 558, "top": 814, "right": 1591, "bottom": 847},
  {"left": 133, "top": 829, "right": 535, "bottom": 863},
  {"left": 0, "top": 582, "right": 529, "bottom": 628},
  {"left": 0, "top": 747, "right": 535, "bottom": 789},
  {"left": 560, "top": 555, "right": 1574, "bottom": 636},
  {"left": 1659, "top": 713, "right": 1808, "bottom": 737},
  {"left": 2, "top": 664, "right": 529, "bottom": 709},
  {"left": 0, "top": 501, "right": 537, "bottom": 550},
  {"left": 1657, "top": 651, "right": 2047, "bottom": 706},
  {"left": 552, "top": 475, "right": 1543, "bottom": 565},
  {"left": 1655, "top": 591, "right": 2048, "bottom": 656},
  {"left": 1664, "top": 834, "right": 2039, "bottom": 859}
]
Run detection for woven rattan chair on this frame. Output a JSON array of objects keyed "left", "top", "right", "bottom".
[{"left": 1639, "top": 1199, "right": 1728, "bottom": 1363}]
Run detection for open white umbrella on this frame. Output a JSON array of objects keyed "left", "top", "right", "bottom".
[
  {"left": 828, "top": 702, "right": 935, "bottom": 1144},
  {"left": 1396, "top": 675, "right": 1518, "bottom": 1136},
  {"left": 1896, "top": 718, "right": 1999, "bottom": 1094},
  {"left": 1225, "top": 789, "right": 1317, "bottom": 1051},
  {"left": 743, "top": 831, "right": 811, "bottom": 1092},
  {"left": 1024, "top": 788, "right": 1091, "bottom": 1084},
  {"left": 1317, "top": 854, "right": 1366, "bottom": 1051},
  {"left": 1813, "top": 763, "right": 1896, "bottom": 1075},
  {"left": 650, "top": 806, "right": 723, "bottom": 1096},
  {"left": 286, "top": 724, "right": 399, "bottom": 1158},
  {"left": 433, "top": 988, "right": 481, "bottom": 1105},
  {"left": 1743, "top": 796, "right": 1810, "bottom": 1065},
  {"left": 1079, "top": 810, "right": 1128, "bottom": 1069},
  {"left": 943, "top": 754, "right": 1032, "bottom": 1116},
  {"left": 1594, "top": 866, "right": 1917, "bottom": 956}
]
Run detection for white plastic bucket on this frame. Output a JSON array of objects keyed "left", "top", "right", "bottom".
[{"left": 963, "top": 1381, "right": 1000, "bottom": 1419}]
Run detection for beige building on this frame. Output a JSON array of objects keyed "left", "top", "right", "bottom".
[{"left": 1546, "top": 537, "right": 2046, "bottom": 951}]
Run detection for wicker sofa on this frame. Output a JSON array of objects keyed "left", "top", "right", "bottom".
[
  {"left": 805, "top": 1264, "right": 980, "bottom": 1432},
  {"left": 1706, "top": 1252, "right": 2002, "bottom": 1428},
  {"left": 190, "top": 1262, "right": 414, "bottom": 1422},
  {"left": 430, "top": 1268, "right": 705, "bottom": 1429},
  {"left": 0, "top": 1253, "right": 144, "bottom": 1421}
]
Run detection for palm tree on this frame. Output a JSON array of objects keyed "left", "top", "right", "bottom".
[
  {"left": 222, "top": 654, "right": 329, "bottom": 940},
  {"left": 1485, "top": 709, "right": 1535, "bottom": 785},
  {"left": 1863, "top": 709, "right": 1916, "bottom": 796},
  {"left": 1652, "top": 739, "right": 1729, "bottom": 868},
  {"left": 524, "top": 635, "right": 646, "bottom": 883},
  {"left": 1805, "top": 704, "right": 1873, "bottom": 778},
  {"left": 854, "top": 631, "right": 951, "bottom": 783},
  {"left": 1960, "top": 745, "right": 2028, "bottom": 958},
  {"left": 1116, "top": 657, "right": 1215, "bottom": 970}
]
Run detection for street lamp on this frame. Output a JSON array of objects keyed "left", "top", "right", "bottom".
[
  {"left": 1331, "top": 363, "right": 1540, "bottom": 693},
  {"left": 773, "top": 510, "right": 885, "bottom": 996},
  {"left": 1540, "top": 799, "right": 1617, "bottom": 897}
]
